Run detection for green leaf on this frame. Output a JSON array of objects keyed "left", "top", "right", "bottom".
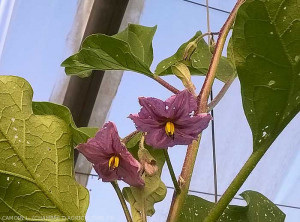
[
  {"left": 124, "top": 132, "right": 142, "bottom": 149},
  {"left": 114, "top": 24, "right": 156, "bottom": 67},
  {"left": 61, "top": 24, "right": 157, "bottom": 77},
  {"left": 32, "top": 102, "right": 98, "bottom": 146},
  {"left": 233, "top": 0, "right": 300, "bottom": 151},
  {"left": 123, "top": 176, "right": 166, "bottom": 217},
  {"left": 122, "top": 189, "right": 143, "bottom": 222},
  {"left": 155, "top": 31, "right": 235, "bottom": 82},
  {"left": 179, "top": 191, "right": 285, "bottom": 222},
  {"left": 227, "top": 37, "right": 236, "bottom": 70},
  {"left": 0, "top": 76, "right": 89, "bottom": 221},
  {"left": 123, "top": 136, "right": 167, "bottom": 220}
]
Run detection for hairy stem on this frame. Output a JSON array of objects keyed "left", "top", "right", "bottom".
[
  {"left": 167, "top": 138, "right": 201, "bottom": 222},
  {"left": 152, "top": 75, "right": 181, "bottom": 94},
  {"left": 111, "top": 181, "right": 133, "bottom": 222},
  {"left": 167, "top": 1, "right": 245, "bottom": 221},
  {"left": 163, "top": 149, "right": 181, "bottom": 194},
  {"left": 195, "top": 32, "right": 219, "bottom": 44},
  {"left": 141, "top": 173, "right": 147, "bottom": 222},
  {"left": 138, "top": 135, "right": 147, "bottom": 222},
  {"left": 207, "top": 75, "right": 236, "bottom": 112},
  {"left": 203, "top": 147, "right": 267, "bottom": 221},
  {"left": 197, "top": 0, "right": 244, "bottom": 113}
]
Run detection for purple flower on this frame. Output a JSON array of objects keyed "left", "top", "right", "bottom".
[
  {"left": 77, "top": 122, "right": 144, "bottom": 187},
  {"left": 129, "top": 90, "right": 212, "bottom": 149}
]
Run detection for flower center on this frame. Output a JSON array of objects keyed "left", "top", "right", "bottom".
[
  {"left": 108, "top": 156, "right": 120, "bottom": 170},
  {"left": 165, "top": 122, "right": 175, "bottom": 139}
]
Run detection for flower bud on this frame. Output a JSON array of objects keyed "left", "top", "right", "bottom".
[
  {"left": 183, "top": 41, "right": 197, "bottom": 61},
  {"left": 209, "top": 38, "right": 216, "bottom": 54},
  {"left": 138, "top": 148, "right": 158, "bottom": 176},
  {"left": 171, "top": 63, "right": 196, "bottom": 94}
]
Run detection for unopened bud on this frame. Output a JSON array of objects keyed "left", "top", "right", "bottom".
[
  {"left": 138, "top": 148, "right": 158, "bottom": 176},
  {"left": 183, "top": 41, "right": 197, "bottom": 61},
  {"left": 144, "top": 161, "right": 159, "bottom": 176},
  {"left": 209, "top": 38, "right": 216, "bottom": 54},
  {"left": 172, "top": 63, "right": 196, "bottom": 94}
]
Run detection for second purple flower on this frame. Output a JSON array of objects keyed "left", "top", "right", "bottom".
[{"left": 129, "top": 90, "right": 212, "bottom": 149}]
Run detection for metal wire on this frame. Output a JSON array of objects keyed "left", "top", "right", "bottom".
[
  {"left": 183, "top": 0, "right": 230, "bottom": 14},
  {"left": 205, "top": 0, "right": 218, "bottom": 204},
  {"left": 75, "top": 171, "right": 300, "bottom": 211}
]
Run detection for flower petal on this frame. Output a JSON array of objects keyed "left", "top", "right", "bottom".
[
  {"left": 117, "top": 153, "right": 144, "bottom": 187},
  {"left": 145, "top": 128, "right": 175, "bottom": 149},
  {"left": 128, "top": 113, "right": 162, "bottom": 132},
  {"left": 77, "top": 121, "right": 143, "bottom": 185},
  {"left": 95, "top": 121, "right": 125, "bottom": 154},
  {"left": 175, "top": 113, "right": 212, "bottom": 136},
  {"left": 173, "top": 128, "right": 198, "bottom": 145},
  {"left": 138, "top": 97, "right": 168, "bottom": 121},
  {"left": 76, "top": 121, "right": 120, "bottom": 163},
  {"left": 94, "top": 162, "right": 118, "bottom": 182},
  {"left": 166, "top": 90, "right": 197, "bottom": 120},
  {"left": 77, "top": 142, "right": 111, "bottom": 164}
]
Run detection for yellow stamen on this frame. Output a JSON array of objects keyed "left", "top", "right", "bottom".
[
  {"left": 109, "top": 156, "right": 119, "bottom": 170},
  {"left": 165, "top": 122, "right": 175, "bottom": 138},
  {"left": 114, "top": 156, "right": 120, "bottom": 168}
]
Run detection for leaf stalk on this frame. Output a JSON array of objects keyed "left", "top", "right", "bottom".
[
  {"left": 111, "top": 181, "right": 133, "bottom": 222},
  {"left": 163, "top": 149, "right": 181, "bottom": 194},
  {"left": 207, "top": 75, "right": 236, "bottom": 112},
  {"left": 152, "top": 75, "right": 181, "bottom": 94},
  {"left": 203, "top": 147, "right": 267, "bottom": 221}
]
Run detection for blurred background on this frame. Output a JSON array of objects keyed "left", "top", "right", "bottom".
[{"left": 1, "top": 0, "right": 300, "bottom": 221}]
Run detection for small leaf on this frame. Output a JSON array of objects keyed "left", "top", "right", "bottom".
[
  {"left": 179, "top": 191, "right": 285, "bottom": 222},
  {"left": 0, "top": 76, "right": 89, "bottom": 221},
  {"left": 61, "top": 24, "right": 157, "bottom": 77},
  {"left": 233, "top": 0, "right": 300, "bottom": 151},
  {"left": 77, "top": 127, "right": 98, "bottom": 138},
  {"left": 123, "top": 176, "right": 167, "bottom": 217},
  {"left": 32, "top": 102, "right": 98, "bottom": 146},
  {"left": 122, "top": 189, "right": 143, "bottom": 222},
  {"left": 123, "top": 137, "right": 167, "bottom": 220},
  {"left": 155, "top": 31, "right": 235, "bottom": 82},
  {"left": 125, "top": 132, "right": 142, "bottom": 149}
]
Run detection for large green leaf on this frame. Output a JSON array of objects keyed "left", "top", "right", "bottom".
[
  {"left": 61, "top": 24, "right": 156, "bottom": 77},
  {"left": 179, "top": 191, "right": 285, "bottom": 222},
  {"left": 0, "top": 76, "right": 89, "bottom": 221},
  {"left": 155, "top": 31, "right": 235, "bottom": 82},
  {"left": 122, "top": 134, "right": 167, "bottom": 221},
  {"left": 227, "top": 37, "right": 236, "bottom": 70},
  {"left": 233, "top": 0, "right": 300, "bottom": 151},
  {"left": 32, "top": 102, "right": 98, "bottom": 147}
]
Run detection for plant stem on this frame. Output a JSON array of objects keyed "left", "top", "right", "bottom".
[
  {"left": 203, "top": 147, "right": 268, "bottom": 222},
  {"left": 111, "top": 181, "right": 133, "bottom": 222},
  {"left": 152, "top": 75, "right": 181, "bottom": 94},
  {"left": 206, "top": 0, "right": 218, "bottom": 204},
  {"left": 195, "top": 32, "right": 219, "bottom": 44},
  {"left": 167, "top": 138, "right": 201, "bottom": 222},
  {"left": 197, "top": 0, "right": 244, "bottom": 113},
  {"left": 167, "top": 1, "right": 245, "bottom": 221},
  {"left": 207, "top": 75, "right": 236, "bottom": 112},
  {"left": 141, "top": 173, "right": 147, "bottom": 222},
  {"left": 163, "top": 149, "right": 181, "bottom": 194}
]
